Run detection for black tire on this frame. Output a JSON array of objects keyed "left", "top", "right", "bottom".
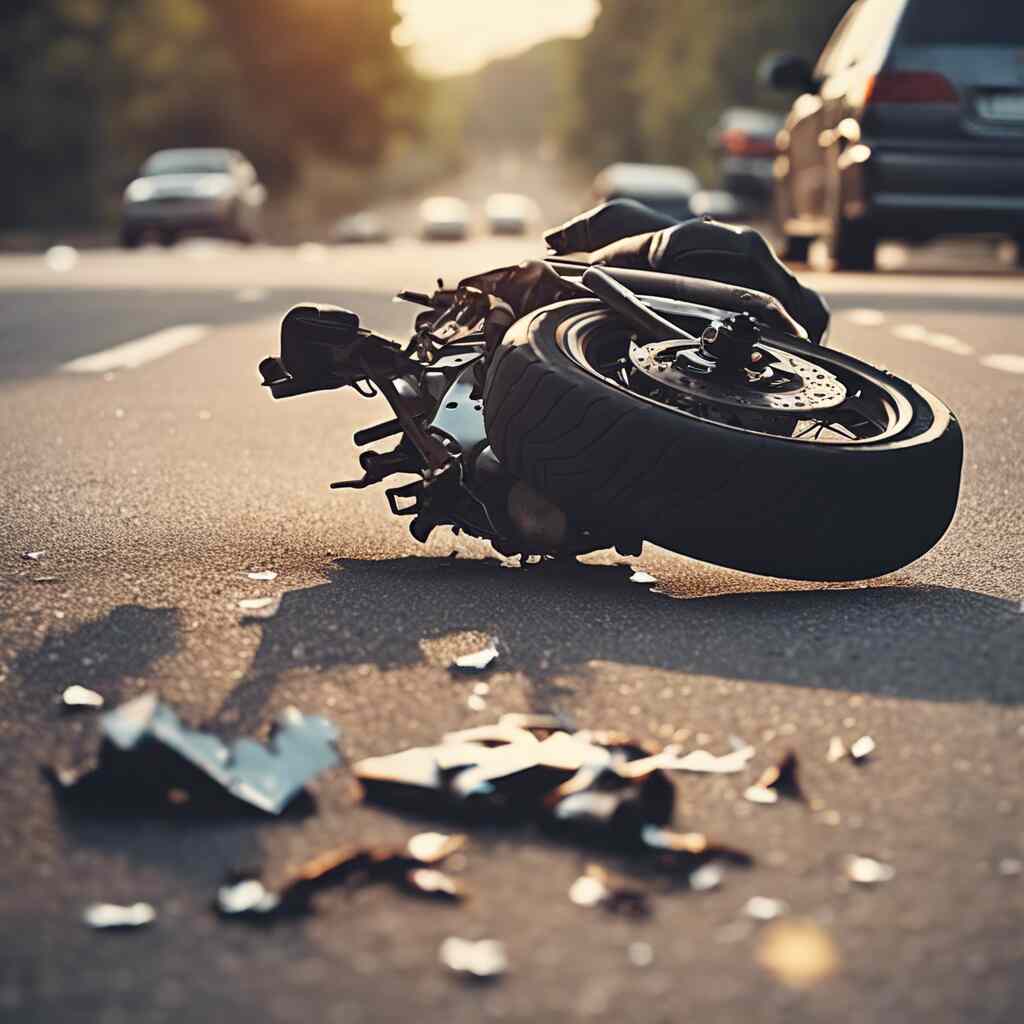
[
  {"left": 777, "top": 232, "right": 811, "bottom": 264},
  {"left": 159, "top": 229, "right": 177, "bottom": 248},
  {"left": 1015, "top": 235, "right": 1024, "bottom": 269},
  {"left": 120, "top": 228, "right": 141, "bottom": 249},
  {"left": 828, "top": 214, "right": 877, "bottom": 271},
  {"left": 483, "top": 300, "right": 962, "bottom": 581}
]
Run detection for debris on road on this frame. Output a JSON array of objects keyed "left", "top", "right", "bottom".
[
  {"left": 844, "top": 854, "right": 895, "bottom": 885},
  {"left": 743, "top": 896, "right": 789, "bottom": 921},
  {"left": 755, "top": 918, "right": 839, "bottom": 989},
  {"left": 998, "top": 858, "right": 1022, "bottom": 877},
  {"left": 22, "top": 550, "right": 46, "bottom": 561},
  {"left": 629, "top": 571, "right": 657, "bottom": 585},
  {"left": 451, "top": 639, "right": 500, "bottom": 673},
  {"left": 32, "top": 575, "right": 60, "bottom": 584},
  {"left": 245, "top": 570, "right": 278, "bottom": 581},
  {"left": 439, "top": 937, "right": 508, "bottom": 980},
  {"left": 826, "top": 736, "right": 847, "bottom": 763},
  {"left": 627, "top": 941, "right": 655, "bottom": 967},
  {"left": 83, "top": 901, "right": 156, "bottom": 929},
  {"left": 61, "top": 685, "right": 104, "bottom": 710},
  {"left": 657, "top": 740, "right": 755, "bottom": 774},
  {"left": 568, "top": 864, "right": 651, "bottom": 916},
  {"left": 744, "top": 751, "right": 804, "bottom": 805},
  {"left": 849, "top": 736, "right": 876, "bottom": 763},
  {"left": 688, "top": 862, "right": 724, "bottom": 892},
  {"left": 237, "top": 595, "right": 281, "bottom": 619},
  {"left": 50, "top": 694, "right": 341, "bottom": 815},
  {"left": 216, "top": 832, "right": 468, "bottom": 921}
]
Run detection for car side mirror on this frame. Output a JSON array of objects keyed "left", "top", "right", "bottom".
[{"left": 759, "top": 52, "right": 815, "bottom": 93}]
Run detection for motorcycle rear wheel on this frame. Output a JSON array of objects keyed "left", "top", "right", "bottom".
[{"left": 483, "top": 300, "right": 962, "bottom": 581}]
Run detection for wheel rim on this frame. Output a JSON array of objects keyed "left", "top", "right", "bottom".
[{"left": 557, "top": 308, "right": 916, "bottom": 446}]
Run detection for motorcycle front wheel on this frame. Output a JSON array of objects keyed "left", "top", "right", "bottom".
[{"left": 483, "top": 299, "right": 962, "bottom": 581}]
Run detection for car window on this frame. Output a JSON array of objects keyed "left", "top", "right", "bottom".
[
  {"left": 898, "top": 0, "right": 1024, "bottom": 46},
  {"left": 816, "top": 0, "right": 901, "bottom": 78},
  {"left": 142, "top": 150, "right": 232, "bottom": 176}
]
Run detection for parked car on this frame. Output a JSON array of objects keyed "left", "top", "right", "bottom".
[
  {"left": 419, "top": 196, "right": 470, "bottom": 241},
  {"left": 762, "top": 0, "right": 1024, "bottom": 270},
  {"left": 121, "top": 148, "right": 266, "bottom": 247},
  {"left": 330, "top": 211, "right": 390, "bottom": 244},
  {"left": 592, "top": 163, "right": 700, "bottom": 222},
  {"left": 484, "top": 193, "right": 540, "bottom": 236},
  {"left": 710, "top": 107, "right": 784, "bottom": 201}
]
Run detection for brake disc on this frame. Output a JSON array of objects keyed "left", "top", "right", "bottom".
[{"left": 628, "top": 339, "right": 846, "bottom": 414}]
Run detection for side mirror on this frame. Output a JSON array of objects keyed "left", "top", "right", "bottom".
[{"left": 759, "top": 52, "right": 815, "bottom": 93}]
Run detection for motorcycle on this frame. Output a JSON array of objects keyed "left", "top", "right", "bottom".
[{"left": 258, "top": 201, "right": 962, "bottom": 581}]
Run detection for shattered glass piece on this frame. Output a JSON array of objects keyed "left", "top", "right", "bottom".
[
  {"left": 406, "top": 832, "right": 467, "bottom": 864},
  {"left": 246, "top": 571, "right": 278, "bottom": 581},
  {"left": 629, "top": 571, "right": 657, "bottom": 585},
  {"left": 844, "top": 855, "right": 894, "bottom": 885},
  {"left": 439, "top": 937, "right": 508, "bottom": 979},
  {"left": 849, "top": 736, "right": 876, "bottom": 762},
  {"left": 83, "top": 902, "right": 156, "bottom": 929},
  {"left": 745, "top": 752, "right": 804, "bottom": 803},
  {"left": 826, "top": 736, "right": 847, "bottom": 763},
  {"left": 569, "top": 864, "right": 650, "bottom": 916},
  {"left": 756, "top": 919, "right": 839, "bottom": 989},
  {"left": 62, "top": 685, "right": 104, "bottom": 709},
  {"left": 688, "top": 862, "right": 724, "bottom": 892},
  {"left": 404, "top": 868, "right": 464, "bottom": 900},
  {"left": 744, "top": 896, "right": 789, "bottom": 921},
  {"left": 657, "top": 743, "right": 755, "bottom": 774},
  {"left": 55, "top": 695, "right": 340, "bottom": 815},
  {"left": 238, "top": 595, "right": 281, "bottom": 619},
  {"left": 216, "top": 877, "right": 281, "bottom": 916},
  {"left": 22, "top": 550, "right": 46, "bottom": 561},
  {"left": 451, "top": 640, "right": 500, "bottom": 673}
]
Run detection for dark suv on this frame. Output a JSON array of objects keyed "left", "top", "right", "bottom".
[{"left": 764, "top": 0, "right": 1024, "bottom": 270}]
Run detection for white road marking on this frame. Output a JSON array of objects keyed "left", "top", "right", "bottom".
[
  {"left": 62, "top": 324, "right": 209, "bottom": 374},
  {"left": 980, "top": 353, "right": 1024, "bottom": 374},
  {"left": 891, "top": 323, "right": 973, "bottom": 356},
  {"left": 841, "top": 308, "right": 886, "bottom": 327},
  {"left": 235, "top": 287, "right": 268, "bottom": 303}
]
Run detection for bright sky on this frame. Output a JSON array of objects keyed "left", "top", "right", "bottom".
[{"left": 393, "top": 0, "right": 600, "bottom": 77}]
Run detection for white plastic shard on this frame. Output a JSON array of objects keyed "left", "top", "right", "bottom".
[
  {"left": 216, "top": 879, "right": 280, "bottom": 915},
  {"left": 439, "top": 936, "right": 508, "bottom": 978},
  {"left": 83, "top": 902, "right": 156, "bottom": 929},
  {"left": 844, "top": 854, "right": 895, "bottom": 884},
  {"left": 744, "top": 896, "right": 789, "bottom": 921},
  {"left": 629, "top": 571, "right": 657, "bottom": 584},
  {"left": 689, "top": 862, "right": 724, "bottom": 892},
  {"left": 246, "top": 570, "right": 278, "bottom": 581},
  {"left": 849, "top": 736, "right": 876, "bottom": 762},
  {"left": 451, "top": 639, "right": 500, "bottom": 673},
  {"left": 238, "top": 595, "right": 281, "bottom": 619},
  {"left": 826, "top": 736, "right": 847, "bottom": 763},
  {"left": 657, "top": 742, "right": 755, "bottom": 774},
  {"left": 62, "top": 685, "right": 105, "bottom": 709}
]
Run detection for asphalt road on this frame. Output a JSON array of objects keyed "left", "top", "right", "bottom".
[{"left": 1, "top": 233, "right": 1023, "bottom": 1024}]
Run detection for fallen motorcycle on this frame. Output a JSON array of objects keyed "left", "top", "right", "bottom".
[{"left": 259, "top": 202, "right": 962, "bottom": 581}]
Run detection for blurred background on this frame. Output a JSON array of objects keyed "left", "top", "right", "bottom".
[{"left": 0, "top": 0, "right": 854, "bottom": 246}]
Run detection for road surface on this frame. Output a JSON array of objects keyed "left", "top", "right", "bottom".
[{"left": 1, "top": 234, "right": 1023, "bottom": 1023}]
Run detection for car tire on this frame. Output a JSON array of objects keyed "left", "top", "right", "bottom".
[
  {"left": 776, "top": 232, "right": 811, "bottom": 263},
  {"left": 828, "top": 213, "right": 877, "bottom": 272},
  {"left": 159, "top": 229, "right": 177, "bottom": 248},
  {"left": 120, "top": 229, "right": 141, "bottom": 249},
  {"left": 483, "top": 300, "right": 962, "bottom": 581},
  {"left": 1015, "top": 235, "right": 1024, "bottom": 269}
]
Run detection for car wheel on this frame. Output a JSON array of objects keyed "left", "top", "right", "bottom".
[
  {"left": 776, "top": 232, "right": 811, "bottom": 264},
  {"left": 120, "top": 228, "right": 141, "bottom": 249},
  {"left": 159, "top": 229, "right": 177, "bottom": 248},
  {"left": 829, "top": 214, "right": 877, "bottom": 271},
  {"left": 1015, "top": 235, "right": 1024, "bottom": 269}
]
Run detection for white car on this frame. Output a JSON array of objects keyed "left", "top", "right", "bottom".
[
  {"left": 485, "top": 193, "right": 540, "bottom": 236},
  {"left": 592, "top": 162, "right": 700, "bottom": 222},
  {"left": 419, "top": 196, "right": 470, "bottom": 241},
  {"left": 331, "top": 211, "right": 390, "bottom": 244}
]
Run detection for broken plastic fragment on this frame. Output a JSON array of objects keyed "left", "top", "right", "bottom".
[
  {"left": 246, "top": 570, "right": 278, "bottom": 581},
  {"left": 849, "top": 736, "right": 876, "bottom": 762},
  {"left": 568, "top": 864, "right": 650, "bottom": 916},
  {"left": 689, "top": 862, "right": 724, "bottom": 892},
  {"left": 406, "top": 832, "right": 467, "bottom": 864},
  {"left": 52, "top": 694, "right": 340, "bottom": 815},
  {"left": 745, "top": 751, "right": 804, "bottom": 804},
  {"left": 216, "top": 878, "right": 281, "bottom": 916},
  {"left": 83, "top": 902, "right": 156, "bottom": 929},
  {"left": 405, "top": 868, "right": 464, "bottom": 900},
  {"left": 826, "top": 736, "right": 847, "bottom": 763},
  {"left": 756, "top": 919, "right": 838, "bottom": 989},
  {"left": 628, "top": 941, "right": 654, "bottom": 967},
  {"left": 439, "top": 937, "right": 507, "bottom": 979},
  {"left": 744, "top": 896, "right": 789, "bottom": 921},
  {"left": 22, "top": 550, "right": 46, "bottom": 561},
  {"left": 238, "top": 596, "right": 281, "bottom": 619},
  {"left": 62, "top": 685, "right": 104, "bottom": 709},
  {"left": 658, "top": 743, "right": 755, "bottom": 774},
  {"left": 844, "top": 854, "right": 894, "bottom": 885},
  {"left": 451, "top": 640, "right": 500, "bottom": 673}
]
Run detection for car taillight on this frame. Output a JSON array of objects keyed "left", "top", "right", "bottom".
[
  {"left": 720, "top": 129, "right": 777, "bottom": 157},
  {"left": 864, "top": 71, "right": 959, "bottom": 105}
]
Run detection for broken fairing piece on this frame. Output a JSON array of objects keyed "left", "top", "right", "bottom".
[
  {"left": 844, "top": 854, "right": 894, "bottom": 884},
  {"left": 451, "top": 640, "right": 500, "bottom": 673},
  {"left": 439, "top": 937, "right": 508, "bottom": 979},
  {"left": 62, "top": 685, "right": 104, "bottom": 709},
  {"left": 83, "top": 902, "right": 156, "bottom": 929},
  {"left": 216, "top": 878, "right": 281, "bottom": 916},
  {"left": 744, "top": 751, "right": 804, "bottom": 804},
  {"left": 849, "top": 736, "right": 876, "bottom": 762},
  {"left": 52, "top": 695, "right": 341, "bottom": 815}
]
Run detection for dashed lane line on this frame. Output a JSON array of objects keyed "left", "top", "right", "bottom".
[{"left": 61, "top": 324, "right": 209, "bottom": 374}]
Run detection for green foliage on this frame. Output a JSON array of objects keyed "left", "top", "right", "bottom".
[
  {"left": 0, "top": 0, "right": 419, "bottom": 229},
  {"left": 564, "top": 0, "right": 853, "bottom": 176}
]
